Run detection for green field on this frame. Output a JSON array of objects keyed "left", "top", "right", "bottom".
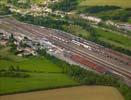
[
  {"left": 80, "top": 0, "right": 131, "bottom": 8},
  {"left": 0, "top": 47, "right": 78, "bottom": 94},
  {"left": 0, "top": 47, "right": 62, "bottom": 73},
  {"left": 128, "top": 18, "right": 131, "bottom": 24},
  {"left": 63, "top": 24, "right": 90, "bottom": 38},
  {"left": 95, "top": 28, "right": 131, "bottom": 50},
  {"left": 0, "top": 73, "right": 77, "bottom": 94},
  {"left": 31, "top": 0, "right": 47, "bottom": 4}
]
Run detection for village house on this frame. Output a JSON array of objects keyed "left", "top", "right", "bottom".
[
  {"left": 80, "top": 14, "right": 102, "bottom": 24},
  {"left": 0, "top": 33, "right": 8, "bottom": 46},
  {"left": 106, "top": 20, "right": 115, "bottom": 26},
  {"left": 23, "top": 47, "right": 37, "bottom": 56},
  {"left": 0, "top": 40, "right": 8, "bottom": 46}
]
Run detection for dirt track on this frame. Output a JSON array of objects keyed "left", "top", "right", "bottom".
[{"left": 0, "top": 86, "right": 124, "bottom": 100}]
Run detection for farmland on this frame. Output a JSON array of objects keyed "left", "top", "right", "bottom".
[
  {"left": 0, "top": 73, "right": 77, "bottom": 94},
  {"left": 0, "top": 48, "right": 61, "bottom": 72},
  {"left": 31, "top": 0, "right": 47, "bottom": 4},
  {"left": 95, "top": 28, "right": 131, "bottom": 50},
  {"left": 80, "top": 0, "right": 131, "bottom": 8},
  {"left": 0, "top": 86, "right": 124, "bottom": 100},
  {"left": 0, "top": 47, "right": 78, "bottom": 94}
]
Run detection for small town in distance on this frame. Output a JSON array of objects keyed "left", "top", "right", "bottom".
[{"left": 0, "top": 0, "right": 131, "bottom": 100}]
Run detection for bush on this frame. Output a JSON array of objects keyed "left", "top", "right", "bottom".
[
  {"left": 0, "top": 66, "right": 30, "bottom": 78},
  {"left": 83, "top": 6, "right": 121, "bottom": 13},
  {"left": 0, "top": 70, "right": 30, "bottom": 78},
  {"left": 49, "top": 0, "right": 78, "bottom": 12},
  {"left": 0, "top": 4, "right": 11, "bottom": 15}
]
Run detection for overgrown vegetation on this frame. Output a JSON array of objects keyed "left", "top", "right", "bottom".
[
  {"left": 79, "top": 5, "right": 121, "bottom": 13},
  {"left": 49, "top": 0, "right": 131, "bottom": 22},
  {"left": 0, "top": 66, "right": 30, "bottom": 78},
  {"left": 7, "top": 0, "right": 31, "bottom": 8},
  {"left": 49, "top": 0, "right": 78, "bottom": 12},
  {"left": 79, "top": 6, "right": 131, "bottom": 22},
  {"left": 0, "top": 4, "right": 11, "bottom": 15}
]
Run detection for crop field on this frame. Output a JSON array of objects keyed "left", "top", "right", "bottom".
[
  {"left": 95, "top": 28, "right": 131, "bottom": 50},
  {"left": 31, "top": 0, "right": 47, "bottom": 4},
  {"left": 128, "top": 19, "right": 131, "bottom": 24},
  {"left": 0, "top": 73, "right": 77, "bottom": 94},
  {"left": 63, "top": 24, "right": 90, "bottom": 38},
  {"left": 80, "top": 0, "right": 131, "bottom": 8},
  {"left": 0, "top": 47, "right": 62, "bottom": 72},
  {"left": 0, "top": 47, "right": 78, "bottom": 94},
  {"left": 0, "top": 86, "right": 124, "bottom": 100}
]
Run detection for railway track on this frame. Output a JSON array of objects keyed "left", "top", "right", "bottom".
[
  {"left": 4, "top": 18, "right": 131, "bottom": 65},
  {"left": 54, "top": 30, "right": 131, "bottom": 65},
  {"left": 47, "top": 36, "right": 131, "bottom": 80},
  {"left": 1, "top": 18, "right": 131, "bottom": 83}
]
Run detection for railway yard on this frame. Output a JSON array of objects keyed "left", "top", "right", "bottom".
[{"left": 0, "top": 17, "right": 131, "bottom": 86}]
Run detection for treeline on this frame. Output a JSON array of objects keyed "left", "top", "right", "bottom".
[
  {"left": 12, "top": 12, "right": 95, "bottom": 36},
  {"left": 49, "top": 0, "right": 78, "bottom": 12},
  {"left": 7, "top": 0, "right": 31, "bottom": 8},
  {"left": 79, "top": 5, "right": 121, "bottom": 13},
  {"left": 79, "top": 6, "right": 131, "bottom": 22},
  {"left": 0, "top": 66, "right": 30, "bottom": 78},
  {"left": 13, "top": 13, "right": 69, "bottom": 30},
  {"left": 49, "top": 0, "right": 131, "bottom": 22},
  {"left": 37, "top": 49, "right": 131, "bottom": 100},
  {"left": 64, "top": 16, "right": 97, "bottom": 40},
  {"left": 0, "top": 4, "right": 11, "bottom": 15},
  {"left": 93, "top": 39, "right": 131, "bottom": 56},
  {"left": 98, "top": 22, "right": 131, "bottom": 36},
  {"left": 107, "top": 9, "right": 131, "bottom": 22}
]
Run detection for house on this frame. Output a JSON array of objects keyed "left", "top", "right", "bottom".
[
  {"left": 80, "top": 14, "right": 101, "bottom": 24},
  {"left": 86, "top": 16, "right": 101, "bottom": 24},
  {"left": 106, "top": 20, "right": 115, "bottom": 26},
  {"left": 23, "top": 47, "right": 37, "bottom": 56},
  {"left": 0, "top": 40, "right": 8, "bottom": 46}
]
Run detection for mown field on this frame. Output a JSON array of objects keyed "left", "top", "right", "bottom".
[
  {"left": 0, "top": 86, "right": 124, "bottom": 100},
  {"left": 0, "top": 47, "right": 78, "bottom": 95},
  {"left": 80, "top": 0, "right": 131, "bottom": 8}
]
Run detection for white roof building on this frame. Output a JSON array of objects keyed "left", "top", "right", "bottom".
[{"left": 80, "top": 14, "right": 101, "bottom": 24}]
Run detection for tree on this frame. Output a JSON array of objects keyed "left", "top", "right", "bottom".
[{"left": 9, "top": 34, "right": 15, "bottom": 43}]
